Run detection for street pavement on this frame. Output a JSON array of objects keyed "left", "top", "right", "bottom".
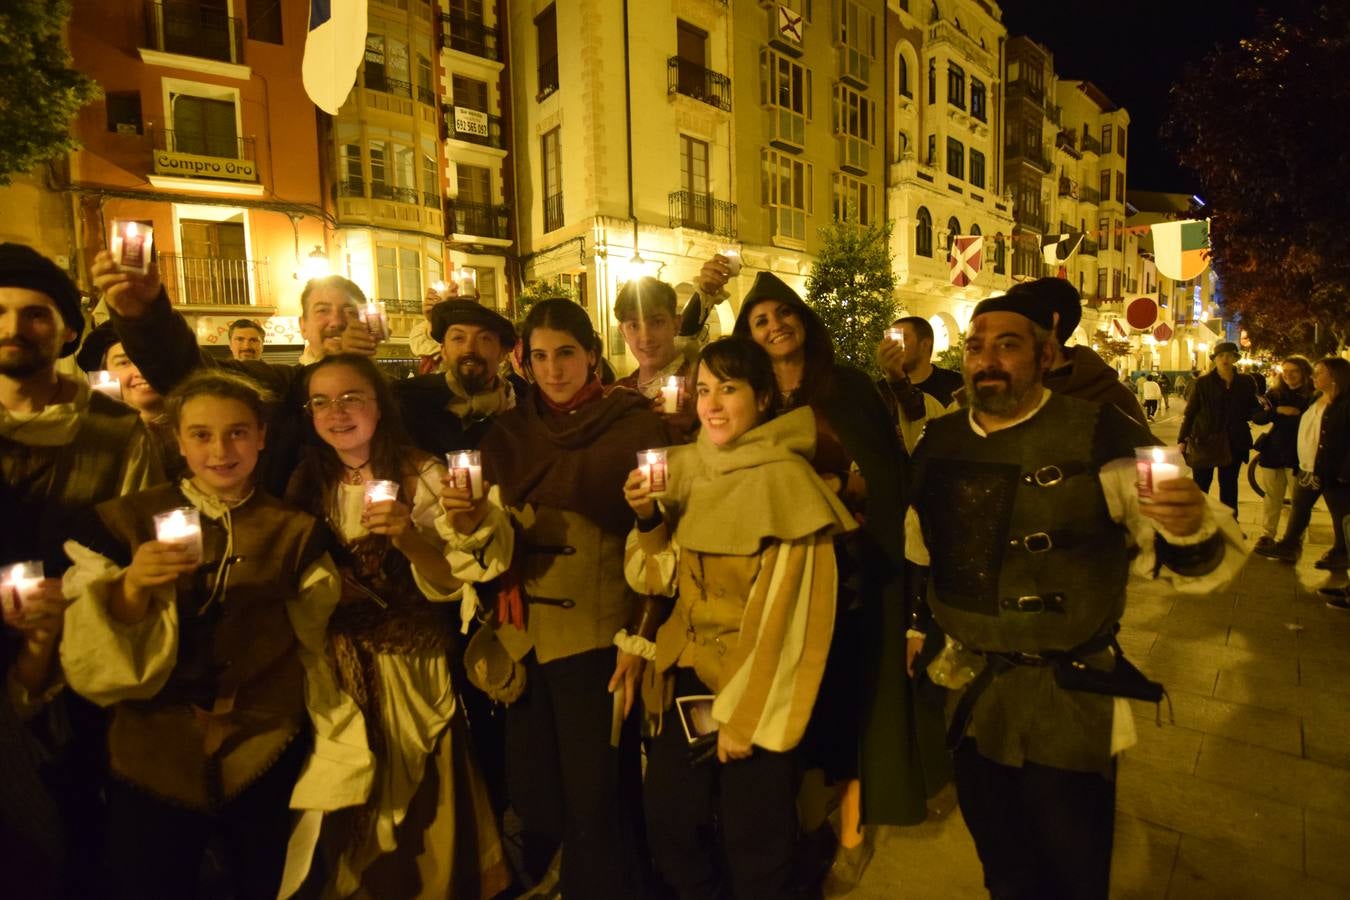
[{"left": 856, "top": 400, "right": 1350, "bottom": 898}]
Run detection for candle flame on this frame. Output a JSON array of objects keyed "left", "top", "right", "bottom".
[
  {"left": 645, "top": 451, "right": 659, "bottom": 465},
  {"left": 125, "top": 221, "right": 138, "bottom": 238},
  {"left": 1152, "top": 447, "right": 1166, "bottom": 463},
  {"left": 665, "top": 376, "right": 679, "bottom": 388}
]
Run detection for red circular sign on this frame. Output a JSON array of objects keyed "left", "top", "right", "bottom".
[
  {"left": 1153, "top": 322, "right": 1173, "bottom": 342},
  {"left": 1126, "top": 297, "right": 1159, "bottom": 330}
]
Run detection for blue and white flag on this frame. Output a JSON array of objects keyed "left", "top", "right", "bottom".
[{"left": 303, "top": 0, "right": 368, "bottom": 115}]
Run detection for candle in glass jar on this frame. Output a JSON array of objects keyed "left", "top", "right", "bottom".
[
  {"left": 361, "top": 301, "right": 388, "bottom": 341},
  {"left": 432, "top": 279, "right": 450, "bottom": 299},
  {"left": 659, "top": 376, "right": 682, "bottom": 414},
  {"left": 1, "top": 561, "right": 43, "bottom": 602},
  {"left": 719, "top": 247, "right": 742, "bottom": 277},
  {"left": 638, "top": 448, "right": 668, "bottom": 495},
  {"left": 457, "top": 267, "right": 479, "bottom": 298},
  {"left": 363, "top": 480, "right": 399, "bottom": 507},
  {"left": 111, "top": 219, "right": 154, "bottom": 274},
  {"left": 885, "top": 327, "right": 906, "bottom": 349},
  {"left": 154, "top": 507, "right": 203, "bottom": 562},
  {"left": 447, "top": 450, "right": 484, "bottom": 499},
  {"left": 1135, "top": 446, "right": 1184, "bottom": 501},
  {"left": 88, "top": 370, "right": 123, "bottom": 400}
]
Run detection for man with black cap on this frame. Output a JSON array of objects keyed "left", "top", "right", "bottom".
[
  {"left": 0, "top": 243, "right": 161, "bottom": 894},
  {"left": 1006, "top": 277, "right": 1148, "bottom": 426},
  {"left": 1178, "top": 340, "right": 1261, "bottom": 514},
  {"left": 903, "top": 294, "right": 1245, "bottom": 899}
]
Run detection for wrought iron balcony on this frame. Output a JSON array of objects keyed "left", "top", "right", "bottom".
[
  {"left": 1007, "top": 78, "right": 1044, "bottom": 104},
  {"left": 1081, "top": 132, "right": 1102, "bottom": 155},
  {"left": 441, "top": 14, "right": 499, "bottom": 61},
  {"left": 160, "top": 253, "right": 267, "bottom": 307},
  {"left": 338, "top": 179, "right": 365, "bottom": 198},
  {"left": 1080, "top": 186, "right": 1101, "bottom": 204},
  {"left": 364, "top": 70, "right": 411, "bottom": 98},
  {"left": 144, "top": 1, "right": 242, "bottom": 65},
  {"left": 450, "top": 201, "right": 510, "bottom": 240},
  {"left": 668, "top": 191, "right": 737, "bottom": 238},
  {"left": 1007, "top": 142, "right": 1053, "bottom": 173},
  {"left": 537, "top": 58, "right": 559, "bottom": 101},
  {"left": 416, "top": 85, "right": 435, "bottom": 106},
  {"left": 1014, "top": 208, "right": 1046, "bottom": 232},
  {"left": 1081, "top": 239, "right": 1099, "bottom": 256},
  {"left": 543, "top": 192, "right": 564, "bottom": 232},
  {"left": 1058, "top": 176, "right": 1076, "bottom": 198},
  {"left": 154, "top": 128, "right": 254, "bottom": 162},
  {"left": 667, "top": 57, "right": 732, "bottom": 112},
  {"left": 423, "top": 191, "right": 442, "bottom": 209},
  {"left": 443, "top": 105, "right": 505, "bottom": 149},
  {"left": 370, "top": 183, "right": 420, "bottom": 204}
]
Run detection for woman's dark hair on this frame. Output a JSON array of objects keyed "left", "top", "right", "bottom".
[
  {"left": 165, "top": 368, "right": 274, "bottom": 430},
  {"left": 520, "top": 298, "right": 600, "bottom": 371},
  {"left": 1317, "top": 356, "right": 1350, "bottom": 398},
  {"left": 290, "top": 354, "right": 421, "bottom": 518},
  {"left": 732, "top": 297, "right": 835, "bottom": 404},
  {"left": 1281, "top": 355, "right": 1314, "bottom": 396},
  {"left": 696, "top": 337, "right": 779, "bottom": 422}
]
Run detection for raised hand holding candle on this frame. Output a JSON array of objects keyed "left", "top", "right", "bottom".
[
  {"left": 154, "top": 507, "right": 203, "bottom": 562},
  {"left": 457, "top": 267, "right": 479, "bottom": 298},
  {"left": 885, "top": 327, "right": 906, "bottom": 349},
  {"left": 111, "top": 219, "right": 154, "bottom": 274},
  {"left": 361, "top": 301, "right": 388, "bottom": 341},
  {"left": 88, "top": 370, "right": 123, "bottom": 400},
  {"left": 719, "top": 247, "right": 742, "bottom": 277},
  {"left": 447, "top": 450, "right": 484, "bottom": 499},
  {"left": 363, "top": 480, "right": 399, "bottom": 508},
  {"left": 660, "top": 376, "right": 682, "bottom": 414},
  {"left": 1136, "top": 446, "right": 1184, "bottom": 502},
  {"left": 638, "top": 448, "right": 668, "bottom": 496},
  {"left": 1, "top": 561, "right": 43, "bottom": 624}
]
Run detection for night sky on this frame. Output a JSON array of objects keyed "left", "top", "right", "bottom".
[{"left": 999, "top": 0, "right": 1268, "bottom": 194}]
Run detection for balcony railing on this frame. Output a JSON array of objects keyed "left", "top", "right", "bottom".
[
  {"left": 1058, "top": 176, "right": 1076, "bottom": 198},
  {"left": 364, "top": 70, "right": 412, "bottom": 98},
  {"left": 1007, "top": 78, "right": 1044, "bottom": 104},
  {"left": 422, "top": 190, "right": 442, "bottom": 209},
  {"left": 416, "top": 85, "right": 435, "bottom": 106},
  {"left": 543, "top": 192, "right": 564, "bottom": 232},
  {"left": 668, "top": 191, "right": 737, "bottom": 239},
  {"left": 450, "top": 201, "right": 510, "bottom": 240},
  {"left": 144, "top": 0, "right": 242, "bottom": 65},
  {"left": 154, "top": 128, "right": 254, "bottom": 162},
  {"left": 667, "top": 57, "right": 732, "bottom": 111},
  {"left": 441, "top": 14, "right": 499, "bottom": 61},
  {"left": 1014, "top": 208, "right": 1046, "bottom": 232},
  {"left": 1081, "top": 132, "right": 1102, "bottom": 155},
  {"left": 338, "top": 178, "right": 365, "bottom": 198},
  {"left": 1007, "top": 143, "right": 1053, "bottom": 173},
  {"left": 443, "top": 105, "right": 505, "bottom": 149},
  {"left": 537, "top": 58, "right": 559, "bottom": 101},
  {"left": 160, "top": 253, "right": 267, "bottom": 307},
  {"left": 371, "top": 184, "right": 420, "bottom": 204},
  {"left": 1080, "top": 186, "right": 1101, "bottom": 204},
  {"left": 1081, "top": 239, "right": 1099, "bottom": 256},
  {"left": 1045, "top": 103, "right": 1061, "bottom": 125}
]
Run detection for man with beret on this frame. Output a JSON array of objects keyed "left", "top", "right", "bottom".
[
  {"left": 0, "top": 243, "right": 162, "bottom": 894},
  {"left": 1005, "top": 277, "right": 1149, "bottom": 426},
  {"left": 1178, "top": 340, "right": 1262, "bottom": 515},
  {"left": 903, "top": 296, "right": 1246, "bottom": 898}
]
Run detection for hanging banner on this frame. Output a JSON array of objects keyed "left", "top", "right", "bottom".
[
  {"left": 1126, "top": 297, "right": 1159, "bottom": 330},
  {"left": 303, "top": 0, "right": 370, "bottom": 114},
  {"left": 1151, "top": 218, "right": 1211, "bottom": 281},
  {"left": 1154, "top": 322, "right": 1173, "bottom": 343},
  {"left": 948, "top": 236, "right": 984, "bottom": 287}
]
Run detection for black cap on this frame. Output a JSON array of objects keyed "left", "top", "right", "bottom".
[
  {"left": 429, "top": 298, "right": 517, "bottom": 348},
  {"left": 1211, "top": 341, "right": 1240, "bottom": 359},
  {"left": 970, "top": 292, "right": 1056, "bottom": 333},
  {"left": 0, "top": 243, "right": 84, "bottom": 356},
  {"left": 74, "top": 321, "right": 121, "bottom": 373},
  {"left": 1004, "top": 278, "right": 1082, "bottom": 344}
]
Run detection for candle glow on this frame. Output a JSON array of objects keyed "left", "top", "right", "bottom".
[
  {"left": 638, "top": 448, "right": 668, "bottom": 495},
  {"left": 660, "top": 376, "right": 682, "bottom": 414},
  {"left": 154, "top": 507, "right": 203, "bottom": 562},
  {"left": 447, "top": 450, "right": 484, "bottom": 500},
  {"left": 1136, "top": 446, "right": 1184, "bottom": 502},
  {"left": 363, "top": 480, "right": 399, "bottom": 507}
]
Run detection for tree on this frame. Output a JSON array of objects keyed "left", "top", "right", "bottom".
[
  {"left": 805, "top": 218, "right": 896, "bottom": 377},
  {"left": 1163, "top": 2, "right": 1350, "bottom": 353},
  {"left": 1092, "top": 328, "right": 1133, "bottom": 366},
  {"left": 0, "top": 0, "right": 99, "bottom": 184},
  {"left": 513, "top": 276, "right": 577, "bottom": 319},
  {"left": 934, "top": 332, "right": 965, "bottom": 373}
]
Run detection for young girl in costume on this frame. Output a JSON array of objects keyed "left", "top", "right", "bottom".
[
  {"left": 60, "top": 369, "right": 369, "bottom": 900},
  {"left": 283, "top": 353, "right": 507, "bottom": 898}
]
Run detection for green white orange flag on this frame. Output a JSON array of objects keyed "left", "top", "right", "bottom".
[{"left": 1151, "top": 219, "right": 1210, "bottom": 281}]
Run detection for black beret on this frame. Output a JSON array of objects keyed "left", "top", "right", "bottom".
[
  {"left": 74, "top": 321, "right": 121, "bottom": 374},
  {"left": 1004, "top": 278, "right": 1082, "bottom": 343},
  {"left": 0, "top": 243, "right": 84, "bottom": 356},
  {"left": 971, "top": 291, "right": 1056, "bottom": 333},
  {"left": 1211, "top": 341, "right": 1240, "bottom": 358},
  {"left": 429, "top": 299, "right": 517, "bottom": 348}
]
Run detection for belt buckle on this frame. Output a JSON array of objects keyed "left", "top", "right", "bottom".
[
  {"left": 1015, "top": 595, "right": 1046, "bottom": 612},
  {"left": 1022, "top": 532, "right": 1053, "bottom": 552},
  {"left": 1033, "top": 465, "right": 1064, "bottom": 487}
]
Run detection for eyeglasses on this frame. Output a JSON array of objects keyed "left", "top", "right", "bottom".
[{"left": 304, "top": 392, "right": 370, "bottom": 416}]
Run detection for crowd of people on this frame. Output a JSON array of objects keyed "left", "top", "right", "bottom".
[{"left": 5, "top": 235, "right": 1315, "bottom": 900}]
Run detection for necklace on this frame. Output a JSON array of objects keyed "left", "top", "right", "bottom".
[{"left": 339, "top": 457, "right": 370, "bottom": 484}]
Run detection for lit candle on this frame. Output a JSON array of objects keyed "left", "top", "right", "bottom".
[
  {"left": 1135, "top": 446, "right": 1184, "bottom": 502},
  {"left": 1, "top": 560, "right": 43, "bottom": 605},
  {"left": 660, "top": 376, "right": 682, "bottom": 414},
  {"left": 111, "top": 219, "right": 154, "bottom": 274},
  {"left": 885, "top": 327, "right": 906, "bottom": 349},
  {"left": 363, "top": 479, "right": 399, "bottom": 507},
  {"left": 432, "top": 279, "right": 450, "bottom": 299},
  {"left": 88, "top": 370, "right": 123, "bottom": 400},
  {"left": 447, "top": 450, "right": 484, "bottom": 500},
  {"left": 457, "top": 267, "right": 479, "bottom": 298},
  {"left": 638, "top": 448, "right": 668, "bottom": 496},
  {"left": 719, "top": 247, "right": 742, "bottom": 277},
  {"left": 361, "top": 300, "right": 388, "bottom": 341},
  {"left": 154, "top": 507, "right": 203, "bottom": 562}
]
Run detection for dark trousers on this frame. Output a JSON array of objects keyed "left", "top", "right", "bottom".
[
  {"left": 953, "top": 740, "right": 1115, "bottom": 900},
  {"left": 1192, "top": 461, "right": 1242, "bottom": 513},
  {"left": 1143, "top": 399, "right": 1159, "bottom": 419},
  {"left": 1281, "top": 482, "right": 1350, "bottom": 555},
  {"left": 644, "top": 669, "right": 802, "bottom": 900},
  {"left": 505, "top": 648, "right": 647, "bottom": 900},
  {"left": 102, "top": 734, "right": 307, "bottom": 900}
]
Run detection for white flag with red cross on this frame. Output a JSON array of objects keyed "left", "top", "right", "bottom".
[{"left": 949, "top": 236, "right": 984, "bottom": 287}]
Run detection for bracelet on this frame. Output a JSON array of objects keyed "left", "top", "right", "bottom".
[{"left": 613, "top": 628, "right": 657, "bottom": 661}]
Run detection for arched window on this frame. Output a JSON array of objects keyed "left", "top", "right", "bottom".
[
  {"left": 898, "top": 55, "right": 910, "bottom": 98},
  {"left": 916, "top": 207, "right": 933, "bottom": 258},
  {"left": 970, "top": 223, "right": 981, "bottom": 237},
  {"left": 931, "top": 2, "right": 940, "bottom": 24},
  {"left": 993, "top": 233, "right": 1006, "bottom": 274},
  {"left": 947, "top": 216, "right": 961, "bottom": 253}
]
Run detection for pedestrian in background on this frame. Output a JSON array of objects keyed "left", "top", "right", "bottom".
[
  {"left": 1178, "top": 342, "right": 1262, "bottom": 514},
  {"left": 1250, "top": 356, "right": 1315, "bottom": 552},
  {"left": 1141, "top": 376, "right": 1163, "bottom": 422}
]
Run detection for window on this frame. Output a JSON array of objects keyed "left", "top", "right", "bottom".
[
  {"left": 245, "top": 0, "right": 282, "bottom": 44},
  {"left": 946, "top": 137, "right": 963, "bottom": 178},
  {"left": 679, "top": 135, "right": 711, "bottom": 229},
  {"left": 761, "top": 149, "right": 813, "bottom": 244},
  {"left": 1115, "top": 218, "right": 1124, "bottom": 251},
  {"left": 1101, "top": 124, "right": 1112, "bottom": 154},
  {"left": 915, "top": 206, "right": 932, "bottom": 257},
  {"left": 171, "top": 94, "right": 238, "bottom": 158},
  {"left": 178, "top": 217, "right": 249, "bottom": 305},
  {"left": 376, "top": 245, "right": 424, "bottom": 304},
  {"left": 947, "top": 64, "right": 965, "bottom": 109},
  {"left": 1115, "top": 172, "right": 1125, "bottom": 203},
  {"left": 761, "top": 50, "right": 811, "bottom": 147},
  {"left": 1098, "top": 215, "right": 1110, "bottom": 249},
  {"left": 452, "top": 75, "right": 488, "bottom": 112},
  {"left": 1096, "top": 268, "right": 1107, "bottom": 299},
  {"left": 832, "top": 173, "right": 873, "bottom": 226},
  {"left": 370, "top": 141, "right": 387, "bottom": 192},
  {"left": 838, "top": 1, "right": 876, "bottom": 83},
  {"left": 834, "top": 83, "right": 875, "bottom": 170},
  {"left": 456, "top": 164, "right": 493, "bottom": 231},
  {"left": 106, "top": 91, "right": 143, "bottom": 135},
  {"left": 1117, "top": 126, "right": 1126, "bottom": 157},
  {"left": 416, "top": 53, "right": 434, "bottom": 105},
  {"left": 926, "top": 133, "right": 935, "bottom": 166},
  {"left": 675, "top": 20, "right": 708, "bottom": 98},
  {"left": 542, "top": 127, "right": 562, "bottom": 231},
  {"left": 339, "top": 142, "right": 363, "bottom": 193},
  {"left": 1100, "top": 170, "right": 1111, "bottom": 203},
  {"left": 1112, "top": 270, "right": 1122, "bottom": 297},
  {"left": 927, "top": 58, "right": 935, "bottom": 105},
  {"left": 364, "top": 34, "right": 411, "bottom": 96},
  {"left": 946, "top": 216, "right": 961, "bottom": 253},
  {"left": 970, "top": 79, "right": 986, "bottom": 122},
  {"left": 422, "top": 151, "right": 439, "bottom": 205},
  {"left": 969, "top": 148, "right": 985, "bottom": 188},
  {"left": 993, "top": 233, "right": 1006, "bottom": 273},
  {"left": 897, "top": 55, "right": 910, "bottom": 98},
  {"left": 536, "top": 5, "right": 559, "bottom": 100}
]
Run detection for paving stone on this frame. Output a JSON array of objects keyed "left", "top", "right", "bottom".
[
  {"left": 1302, "top": 702, "right": 1350, "bottom": 768},
  {"left": 1299, "top": 656, "right": 1350, "bottom": 696},
  {"left": 1124, "top": 721, "right": 1203, "bottom": 775},
  {"left": 1163, "top": 690, "right": 1303, "bottom": 755},
  {"left": 1109, "top": 814, "right": 1178, "bottom": 900},
  {"left": 1193, "top": 733, "right": 1350, "bottom": 816},
  {"left": 1305, "top": 809, "right": 1350, "bottom": 889},
  {"left": 855, "top": 812, "right": 985, "bottom": 899},
  {"left": 1136, "top": 654, "right": 1220, "bottom": 696},
  {"left": 1212, "top": 669, "right": 1305, "bottom": 714},
  {"left": 1166, "top": 834, "right": 1343, "bottom": 900}
]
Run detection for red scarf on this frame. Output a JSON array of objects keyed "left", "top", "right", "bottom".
[{"left": 539, "top": 374, "right": 605, "bottom": 413}]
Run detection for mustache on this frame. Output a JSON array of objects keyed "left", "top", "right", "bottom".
[
  {"left": 972, "top": 370, "right": 1011, "bottom": 385},
  {"left": 0, "top": 339, "right": 35, "bottom": 350},
  {"left": 457, "top": 353, "right": 488, "bottom": 369}
]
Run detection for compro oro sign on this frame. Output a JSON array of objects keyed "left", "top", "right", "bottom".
[{"left": 153, "top": 150, "right": 258, "bottom": 182}]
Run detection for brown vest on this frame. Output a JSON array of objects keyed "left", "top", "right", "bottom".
[{"left": 94, "top": 484, "right": 324, "bottom": 809}]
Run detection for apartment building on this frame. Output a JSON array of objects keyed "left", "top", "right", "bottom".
[
  {"left": 57, "top": 0, "right": 326, "bottom": 346},
  {"left": 887, "top": 0, "right": 1014, "bottom": 351}
]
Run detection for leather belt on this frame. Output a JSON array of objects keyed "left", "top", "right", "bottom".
[{"left": 1019, "top": 461, "right": 1090, "bottom": 487}]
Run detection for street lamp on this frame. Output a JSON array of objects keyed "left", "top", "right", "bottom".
[{"left": 300, "top": 246, "right": 329, "bottom": 282}]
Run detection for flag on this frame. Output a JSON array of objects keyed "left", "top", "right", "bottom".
[
  {"left": 1041, "top": 232, "right": 1085, "bottom": 265},
  {"left": 303, "top": 0, "right": 369, "bottom": 115},
  {"left": 949, "top": 236, "right": 984, "bottom": 287},
  {"left": 1151, "top": 219, "right": 1210, "bottom": 281}
]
